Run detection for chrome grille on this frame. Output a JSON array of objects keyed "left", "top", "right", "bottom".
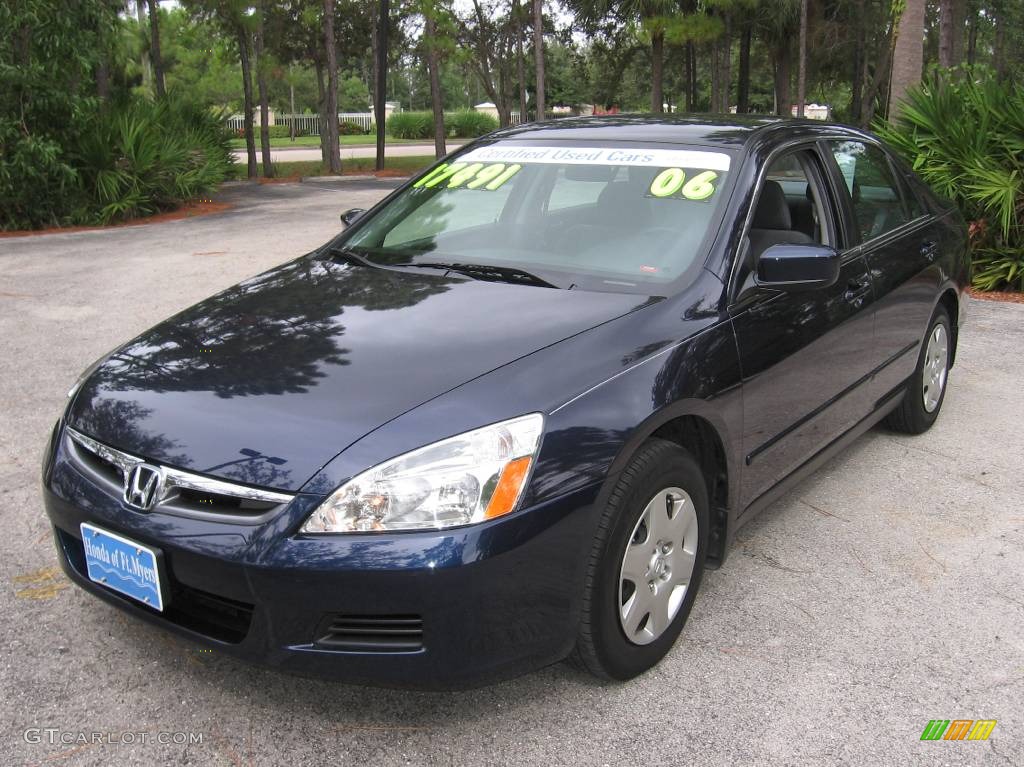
[{"left": 64, "top": 426, "right": 294, "bottom": 522}]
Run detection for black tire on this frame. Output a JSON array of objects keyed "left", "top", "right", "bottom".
[
  {"left": 884, "top": 305, "right": 952, "bottom": 435},
  {"left": 570, "top": 438, "right": 709, "bottom": 681}
]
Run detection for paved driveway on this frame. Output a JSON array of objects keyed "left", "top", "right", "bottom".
[{"left": 1, "top": 182, "right": 1021, "bottom": 766}]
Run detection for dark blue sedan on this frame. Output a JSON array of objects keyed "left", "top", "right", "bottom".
[{"left": 42, "top": 116, "right": 967, "bottom": 688}]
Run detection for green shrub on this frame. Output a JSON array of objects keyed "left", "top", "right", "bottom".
[
  {"left": 71, "top": 95, "right": 233, "bottom": 224},
  {"left": 2, "top": 95, "right": 232, "bottom": 230},
  {"left": 386, "top": 111, "right": 433, "bottom": 139},
  {"left": 876, "top": 74, "right": 1024, "bottom": 292},
  {"left": 0, "top": 0, "right": 119, "bottom": 229},
  {"left": 447, "top": 109, "right": 498, "bottom": 138},
  {"left": 338, "top": 120, "right": 368, "bottom": 135},
  {"left": 0, "top": 123, "right": 84, "bottom": 230},
  {"left": 385, "top": 110, "right": 499, "bottom": 141}
]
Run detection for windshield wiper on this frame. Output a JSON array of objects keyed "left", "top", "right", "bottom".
[
  {"left": 325, "top": 246, "right": 377, "bottom": 268},
  {"left": 406, "top": 262, "right": 558, "bottom": 289}
]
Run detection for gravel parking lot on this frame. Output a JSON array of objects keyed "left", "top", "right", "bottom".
[{"left": 2, "top": 181, "right": 1021, "bottom": 766}]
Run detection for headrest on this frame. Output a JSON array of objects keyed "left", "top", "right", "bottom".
[
  {"left": 597, "top": 182, "right": 650, "bottom": 223},
  {"left": 752, "top": 180, "right": 792, "bottom": 230},
  {"left": 564, "top": 164, "right": 617, "bottom": 182}
]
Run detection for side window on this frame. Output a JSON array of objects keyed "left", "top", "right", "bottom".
[
  {"left": 737, "top": 148, "right": 831, "bottom": 293},
  {"left": 829, "top": 141, "right": 913, "bottom": 242},
  {"left": 761, "top": 152, "right": 828, "bottom": 245}
]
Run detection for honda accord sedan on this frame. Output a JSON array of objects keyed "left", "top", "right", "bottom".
[{"left": 42, "top": 116, "right": 967, "bottom": 688}]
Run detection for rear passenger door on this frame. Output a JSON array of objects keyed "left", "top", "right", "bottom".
[
  {"left": 825, "top": 140, "right": 941, "bottom": 401},
  {"left": 730, "top": 145, "right": 876, "bottom": 511}
]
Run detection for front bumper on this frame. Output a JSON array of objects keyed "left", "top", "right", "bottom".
[{"left": 43, "top": 430, "right": 602, "bottom": 689}]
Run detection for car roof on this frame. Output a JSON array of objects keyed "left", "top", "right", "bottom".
[{"left": 487, "top": 114, "right": 864, "bottom": 150}]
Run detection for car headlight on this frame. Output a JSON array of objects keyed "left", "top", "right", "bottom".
[{"left": 301, "top": 413, "right": 544, "bottom": 533}]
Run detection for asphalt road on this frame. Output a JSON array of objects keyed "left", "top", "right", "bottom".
[{"left": 1, "top": 181, "right": 1022, "bottom": 766}]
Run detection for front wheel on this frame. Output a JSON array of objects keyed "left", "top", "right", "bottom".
[
  {"left": 885, "top": 305, "right": 952, "bottom": 434},
  {"left": 570, "top": 439, "right": 709, "bottom": 680}
]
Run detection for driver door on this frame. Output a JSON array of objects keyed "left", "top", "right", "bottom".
[{"left": 729, "top": 145, "right": 876, "bottom": 511}]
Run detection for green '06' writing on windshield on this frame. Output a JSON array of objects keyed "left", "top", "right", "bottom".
[
  {"left": 649, "top": 168, "right": 719, "bottom": 200},
  {"left": 413, "top": 162, "right": 523, "bottom": 191}
]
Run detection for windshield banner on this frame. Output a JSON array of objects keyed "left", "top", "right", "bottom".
[{"left": 458, "top": 145, "right": 732, "bottom": 171}]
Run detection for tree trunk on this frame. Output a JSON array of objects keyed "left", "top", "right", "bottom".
[
  {"left": 951, "top": 0, "right": 964, "bottom": 63},
  {"left": 889, "top": 0, "right": 924, "bottom": 118},
  {"left": 651, "top": 29, "right": 664, "bottom": 112},
  {"left": 496, "top": 51, "right": 513, "bottom": 128},
  {"left": 146, "top": 0, "right": 165, "bottom": 98},
  {"left": 424, "top": 12, "right": 446, "bottom": 158},
  {"left": 850, "top": 0, "right": 865, "bottom": 124},
  {"left": 136, "top": 1, "right": 151, "bottom": 91},
  {"left": 719, "top": 22, "right": 732, "bottom": 112},
  {"left": 289, "top": 76, "right": 296, "bottom": 141},
  {"left": 533, "top": 0, "right": 545, "bottom": 120},
  {"left": 688, "top": 42, "right": 697, "bottom": 111},
  {"left": 797, "top": 0, "right": 808, "bottom": 117},
  {"left": 938, "top": 0, "right": 965, "bottom": 69},
  {"left": 96, "top": 59, "right": 110, "bottom": 101},
  {"left": 324, "top": 0, "right": 342, "bottom": 174},
  {"left": 967, "top": 10, "right": 978, "bottom": 66},
  {"left": 373, "top": 0, "right": 388, "bottom": 171},
  {"left": 237, "top": 27, "right": 258, "bottom": 180},
  {"left": 993, "top": 10, "right": 1007, "bottom": 81},
  {"left": 736, "top": 23, "right": 751, "bottom": 113},
  {"left": 255, "top": 4, "right": 274, "bottom": 178},
  {"left": 315, "top": 59, "right": 328, "bottom": 165},
  {"left": 496, "top": 92, "right": 512, "bottom": 126},
  {"left": 861, "top": 27, "right": 894, "bottom": 125},
  {"left": 774, "top": 44, "right": 791, "bottom": 116},
  {"left": 515, "top": 0, "right": 527, "bottom": 120},
  {"left": 710, "top": 40, "right": 720, "bottom": 112}
]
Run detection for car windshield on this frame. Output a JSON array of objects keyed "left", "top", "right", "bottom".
[{"left": 340, "top": 141, "right": 734, "bottom": 293}]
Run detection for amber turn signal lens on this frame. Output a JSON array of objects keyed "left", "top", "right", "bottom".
[{"left": 483, "top": 456, "right": 533, "bottom": 519}]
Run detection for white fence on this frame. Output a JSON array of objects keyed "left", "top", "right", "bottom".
[
  {"left": 227, "top": 110, "right": 526, "bottom": 135},
  {"left": 226, "top": 112, "right": 376, "bottom": 135}
]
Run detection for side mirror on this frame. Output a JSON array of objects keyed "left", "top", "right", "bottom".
[
  {"left": 340, "top": 208, "right": 366, "bottom": 228},
  {"left": 755, "top": 243, "right": 841, "bottom": 292}
]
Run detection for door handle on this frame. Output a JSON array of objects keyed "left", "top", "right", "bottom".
[
  {"left": 920, "top": 240, "right": 938, "bottom": 260},
  {"left": 843, "top": 278, "right": 871, "bottom": 305}
]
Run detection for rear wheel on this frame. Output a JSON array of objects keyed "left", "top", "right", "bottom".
[
  {"left": 571, "top": 439, "right": 708, "bottom": 680},
  {"left": 885, "top": 305, "right": 952, "bottom": 434}
]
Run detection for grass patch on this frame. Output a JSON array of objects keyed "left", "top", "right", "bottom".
[
  {"left": 229, "top": 155, "right": 435, "bottom": 180},
  {"left": 228, "top": 135, "right": 422, "bottom": 149}
]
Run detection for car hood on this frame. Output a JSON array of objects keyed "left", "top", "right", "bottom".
[{"left": 68, "top": 256, "right": 649, "bottom": 492}]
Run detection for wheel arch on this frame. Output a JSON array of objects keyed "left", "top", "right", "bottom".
[
  {"left": 936, "top": 287, "right": 960, "bottom": 366},
  {"left": 606, "top": 402, "right": 737, "bottom": 567}
]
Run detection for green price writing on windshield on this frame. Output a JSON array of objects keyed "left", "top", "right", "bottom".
[
  {"left": 648, "top": 168, "right": 719, "bottom": 200},
  {"left": 413, "top": 162, "right": 523, "bottom": 191}
]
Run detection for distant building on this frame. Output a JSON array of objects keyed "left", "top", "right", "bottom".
[
  {"left": 727, "top": 103, "right": 831, "bottom": 120},
  {"left": 474, "top": 102, "right": 499, "bottom": 120}
]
